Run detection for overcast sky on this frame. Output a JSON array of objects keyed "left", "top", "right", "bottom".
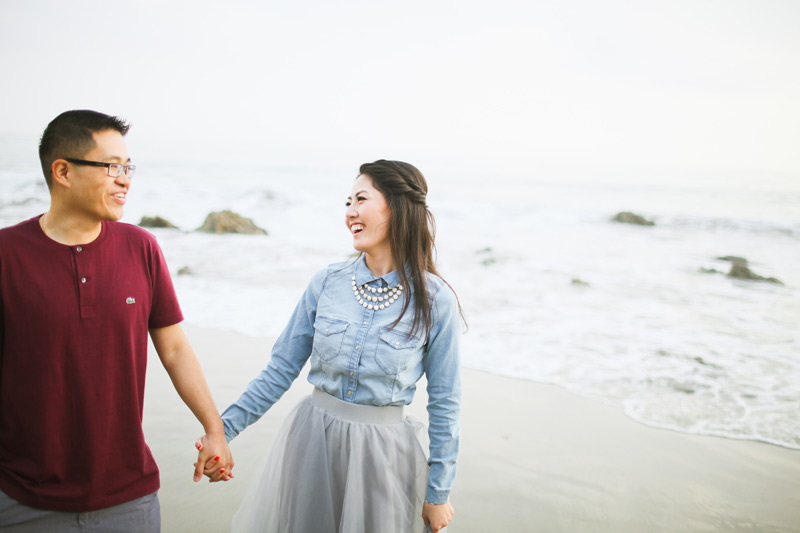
[{"left": 1, "top": 0, "right": 799, "bottom": 177}]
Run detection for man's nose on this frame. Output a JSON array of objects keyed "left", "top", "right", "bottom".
[{"left": 115, "top": 172, "right": 132, "bottom": 186}]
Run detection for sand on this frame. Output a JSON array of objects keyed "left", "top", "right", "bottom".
[{"left": 143, "top": 326, "right": 800, "bottom": 532}]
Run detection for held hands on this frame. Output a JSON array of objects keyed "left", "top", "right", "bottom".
[
  {"left": 422, "top": 501, "right": 454, "bottom": 532},
  {"left": 193, "top": 433, "right": 234, "bottom": 483}
]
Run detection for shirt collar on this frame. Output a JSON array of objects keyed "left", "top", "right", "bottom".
[{"left": 354, "top": 254, "right": 403, "bottom": 288}]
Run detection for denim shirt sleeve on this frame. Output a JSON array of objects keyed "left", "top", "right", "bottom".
[
  {"left": 423, "top": 282, "right": 462, "bottom": 504},
  {"left": 220, "top": 267, "right": 325, "bottom": 441}
]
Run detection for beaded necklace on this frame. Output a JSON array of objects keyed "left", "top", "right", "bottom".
[{"left": 352, "top": 275, "right": 403, "bottom": 310}]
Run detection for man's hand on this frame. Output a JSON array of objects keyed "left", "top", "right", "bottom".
[
  {"left": 193, "top": 433, "right": 234, "bottom": 482},
  {"left": 422, "top": 501, "right": 454, "bottom": 532}
]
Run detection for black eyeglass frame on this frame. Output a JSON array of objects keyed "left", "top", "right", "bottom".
[{"left": 64, "top": 158, "right": 136, "bottom": 178}]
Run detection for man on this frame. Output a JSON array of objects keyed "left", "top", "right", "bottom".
[{"left": 0, "top": 110, "right": 232, "bottom": 531}]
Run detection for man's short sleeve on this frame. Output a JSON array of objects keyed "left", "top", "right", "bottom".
[{"left": 147, "top": 239, "right": 183, "bottom": 329}]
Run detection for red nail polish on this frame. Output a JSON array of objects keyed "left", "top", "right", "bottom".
[
  {"left": 214, "top": 456, "right": 220, "bottom": 461},
  {"left": 220, "top": 468, "right": 225, "bottom": 473},
  {"left": 197, "top": 443, "right": 202, "bottom": 450}
]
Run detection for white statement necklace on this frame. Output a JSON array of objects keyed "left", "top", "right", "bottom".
[{"left": 352, "top": 275, "right": 403, "bottom": 310}]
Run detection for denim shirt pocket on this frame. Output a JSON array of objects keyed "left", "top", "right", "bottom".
[
  {"left": 375, "top": 327, "right": 420, "bottom": 374},
  {"left": 312, "top": 316, "right": 350, "bottom": 362}
]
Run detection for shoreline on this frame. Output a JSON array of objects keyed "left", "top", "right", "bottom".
[{"left": 144, "top": 325, "right": 800, "bottom": 532}]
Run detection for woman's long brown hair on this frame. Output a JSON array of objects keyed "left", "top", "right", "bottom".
[{"left": 359, "top": 160, "right": 463, "bottom": 338}]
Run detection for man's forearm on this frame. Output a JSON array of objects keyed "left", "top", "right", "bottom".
[{"left": 150, "top": 324, "right": 233, "bottom": 482}]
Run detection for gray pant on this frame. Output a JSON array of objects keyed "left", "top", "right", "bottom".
[{"left": 0, "top": 489, "right": 160, "bottom": 532}]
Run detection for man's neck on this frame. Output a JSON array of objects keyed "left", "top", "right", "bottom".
[{"left": 40, "top": 209, "right": 103, "bottom": 246}]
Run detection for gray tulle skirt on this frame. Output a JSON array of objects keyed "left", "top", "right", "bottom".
[{"left": 231, "top": 388, "right": 429, "bottom": 533}]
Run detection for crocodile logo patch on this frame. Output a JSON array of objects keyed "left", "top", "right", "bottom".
[{"left": 126, "top": 297, "right": 136, "bottom": 304}]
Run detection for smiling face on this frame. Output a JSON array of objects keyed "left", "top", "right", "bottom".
[
  {"left": 345, "top": 173, "right": 392, "bottom": 258},
  {"left": 66, "top": 129, "right": 131, "bottom": 222}
]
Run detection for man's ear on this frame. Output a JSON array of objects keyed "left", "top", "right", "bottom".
[{"left": 51, "top": 159, "right": 72, "bottom": 189}]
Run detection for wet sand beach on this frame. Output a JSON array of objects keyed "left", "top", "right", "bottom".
[{"left": 144, "top": 326, "right": 800, "bottom": 532}]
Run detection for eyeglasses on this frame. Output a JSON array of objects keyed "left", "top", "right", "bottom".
[{"left": 64, "top": 158, "right": 136, "bottom": 179}]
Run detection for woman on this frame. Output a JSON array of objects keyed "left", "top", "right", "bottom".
[{"left": 203, "top": 160, "right": 462, "bottom": 532}]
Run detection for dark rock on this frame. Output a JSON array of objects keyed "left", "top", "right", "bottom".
[
  {"left": 727, "top": 260, "right": 755, "bottom": 279},
  {"left": 716, "top": 256, "right": 748, "bottom": 264},
  {"left": 139, "top": 216, "right": 179, "bottom": 229},
  {"left": 611, "top": 212, "right": 655, "bottom": 226},
  {"left": 726, "top": 259, "right": 783, "bottom": 285},
  {"left": 177, "top": 266, "right": 192, "bottom": 276},
  {"left": 477, "top": 247, "right": 496, "bottom": 266},
  {"left": 197, "top": 210, "right": 267, "bottom": 235},
  {"left": 699, "top": 267, "right": 722, "bottom": 274},
  {"left": 571, "top": 278, "right": 590, "bottom": 286}
]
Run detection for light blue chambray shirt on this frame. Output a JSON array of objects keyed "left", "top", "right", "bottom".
[{"left": 221, "top": 255, "right": 462, "bottom": 504}]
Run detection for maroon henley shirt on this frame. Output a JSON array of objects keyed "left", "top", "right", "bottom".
[{"left": 0, "top": 216, "right": 184, "bottom": 512}]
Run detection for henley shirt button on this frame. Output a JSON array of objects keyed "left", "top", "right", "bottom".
[
  {"left": 363, "top": 321, "right": 368, "bottom": 325},
  {"left": 355, "top": 345, "right": 359, "bottom": 350},
  {"left": 76, "top": 246, "right": 82, "bottom": 252},
  {"left": 347, "top": 391, "right": 352, "bottom": 395},
  {"left": 81, "top": 277, "right": 87, "bottom": 283}
]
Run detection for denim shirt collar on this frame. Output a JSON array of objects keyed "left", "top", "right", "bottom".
[{"left": 354, "top": 254, "right": 403, "bottom": 288}]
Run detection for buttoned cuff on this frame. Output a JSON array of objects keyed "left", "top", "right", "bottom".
[
  {"left": 425, "top": 488, "right": 450, "bottom": 505},
  {"left": 222, "top": 418, "right": 237, "bottom": 443}
]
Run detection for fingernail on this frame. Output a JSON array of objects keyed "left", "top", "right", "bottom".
[
  {"left": 220, "top": 468, "right": 225, "bottom": 473},
  {"left": 197, "top": 443, "right": 202, "bottom": 450},
  {"left": 214, "top": 456, "right": 220, "bottom": 461}
]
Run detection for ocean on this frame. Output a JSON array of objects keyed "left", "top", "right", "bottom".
[{"left": 1, "top": 132, "right": 798, "bottom": 450}]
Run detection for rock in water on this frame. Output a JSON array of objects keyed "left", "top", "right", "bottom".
[
  {"left": 197, "top": 210, "right": 267, "bottom": 235},
  {"left": 716, "top": 256, "right": 748, "bottom": 264},
  {"left": 727, "top": 260, "right": 757, "bottom": 279},
  {"left": 726, "top": 259, "right": 783, "bottom": 285},
  {"left": 139, "top": 216, "right": 179, "bottom": 229},
  {"left": 611, "top": 212, "right": 655, "bottom": 226}
]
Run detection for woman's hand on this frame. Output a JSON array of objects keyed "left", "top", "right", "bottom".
[
  {"left": 193, "top": 434, "right": 234, "bottom": 482},
  {"left": 422, "top": 501, "right": 454, "bottom": 532}
]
